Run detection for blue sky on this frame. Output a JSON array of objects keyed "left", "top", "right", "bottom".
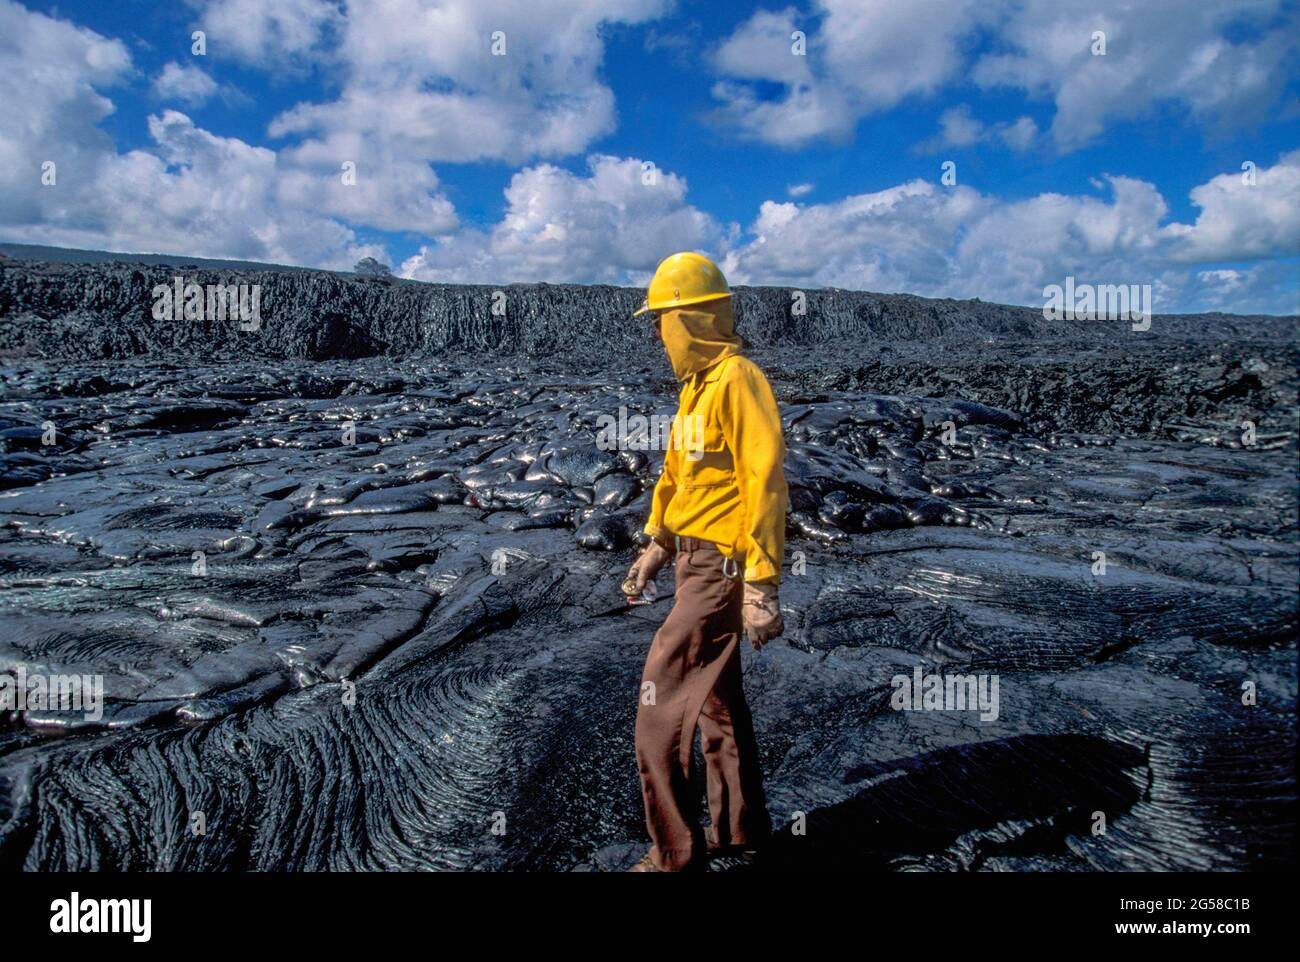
[{"left": 1, "top": 0, "right": 1297, "bottom": 313}]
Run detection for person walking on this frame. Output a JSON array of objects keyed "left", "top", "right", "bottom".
[{"left": 622, "top": 251, "right": 788, "bottom": 872}]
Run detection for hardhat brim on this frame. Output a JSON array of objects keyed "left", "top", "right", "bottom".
[{"left": 635, "top": 290, "right": 731, "bottom": 317}]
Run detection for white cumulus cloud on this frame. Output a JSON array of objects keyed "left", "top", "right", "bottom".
[
  {"left": 0, "top": 1, "right": 387, "bottom": 268},
  {"left": 190, "top": 0, "right": 344, "bottom": 64},
  {"left": 265, "top": 0, "right": 669, "bottom": 166},
  {"left": 1162, "top": 150, "right": 1300, "bottom": 263},
  {"left": 915, "top": 105, "right": 1040, "bottom": 153},
  {"left": 720, "top": 153, "right": 1300, "bottom": 314},
  {"left": 710, "top": 0, "right": 1297, "bottom": 153},
  {"left": 402, "top": 155, "right": 723, "bottom": 284},
  {"left": 152, "top": 61, "right": 219, "bottom": 106}
]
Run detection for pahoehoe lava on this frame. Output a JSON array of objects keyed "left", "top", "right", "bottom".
[{"left": 0, "top": 255, "right": 1295, "bottom": 871}]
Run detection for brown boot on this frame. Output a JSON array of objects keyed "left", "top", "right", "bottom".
[
  {"left": 628, "top": 852, "right": 663, "bottom": 872},
  {"left": 628, "top": 850, "right": 705, "bottom": 872},
  {"left": 704, "top": 825, "right": 766, "bottom": 859}
]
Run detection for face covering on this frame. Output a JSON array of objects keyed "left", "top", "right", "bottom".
[{"left": 657, "top": 298, "right": 743, "bottom": 381}]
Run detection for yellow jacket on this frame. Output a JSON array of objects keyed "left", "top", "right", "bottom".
[{"left": 643, "top": 302, "right": 788, "bottom": 584}]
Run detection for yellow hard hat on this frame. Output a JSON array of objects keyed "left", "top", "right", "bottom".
[{"left": 633, "top": 251, "right": 731, "bottom": 316}]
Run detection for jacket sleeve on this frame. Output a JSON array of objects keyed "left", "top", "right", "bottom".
[
  {"left": 643, "top": 399, "right": 682, "bottom": 545},
  {"left": 718, "top": 361, "right": 788, "bottom": 584}
]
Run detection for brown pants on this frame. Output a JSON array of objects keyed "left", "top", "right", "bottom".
[{"left": 634, "top": 539, "right": 770, "bottom": 870}]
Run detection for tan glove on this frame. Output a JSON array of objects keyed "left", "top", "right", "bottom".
[
  {"left": 742, "top": 581, "right": 784, "bottom": 649},
  {"left": 623, "top": 539, "right": 672, "bottom": 598}
]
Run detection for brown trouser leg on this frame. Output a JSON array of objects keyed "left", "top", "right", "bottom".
[
  {"left": 700, "top": 645, "right": 770, "bottom": 852},
  {"left": 634, "top": 542, "right": 770, "bottom": 870}
]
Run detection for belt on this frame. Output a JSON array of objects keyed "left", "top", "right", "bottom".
[
  {"left": 673, "top": 535, "right": 714, "bottom": 553},
  {"left": 672, "top": 535, "right": 741, "bottom": 579}
]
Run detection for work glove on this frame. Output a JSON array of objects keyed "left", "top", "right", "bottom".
[
  {"left": 742, "top": 581, "right": 784, "bottom": 649},
  {"left": 623, "top": 539, "right": 672, "bottom": 599}
]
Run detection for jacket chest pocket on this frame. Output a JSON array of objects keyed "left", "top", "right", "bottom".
[{"left": 678, "top": 399, "right": 733, "bottom": 489}]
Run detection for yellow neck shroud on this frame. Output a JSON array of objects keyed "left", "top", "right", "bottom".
[{"left": 658, "top": 299, "right": 742, "bottom": 381}]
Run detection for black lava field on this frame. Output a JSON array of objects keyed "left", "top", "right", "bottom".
[{"left": 0, "top": 257, "right": 1295, "bottom": 871}]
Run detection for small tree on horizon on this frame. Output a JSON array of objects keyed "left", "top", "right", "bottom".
[{"left": 354, "top": 256, "right": 392, "bottom": 279}]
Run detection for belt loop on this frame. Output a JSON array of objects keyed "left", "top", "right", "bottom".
[
  {"left": 721, "top": 556, "right": 739, "bottom": 579},
  {"left": 674, "top": 534, "right": 682, "bottom": 554}
]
